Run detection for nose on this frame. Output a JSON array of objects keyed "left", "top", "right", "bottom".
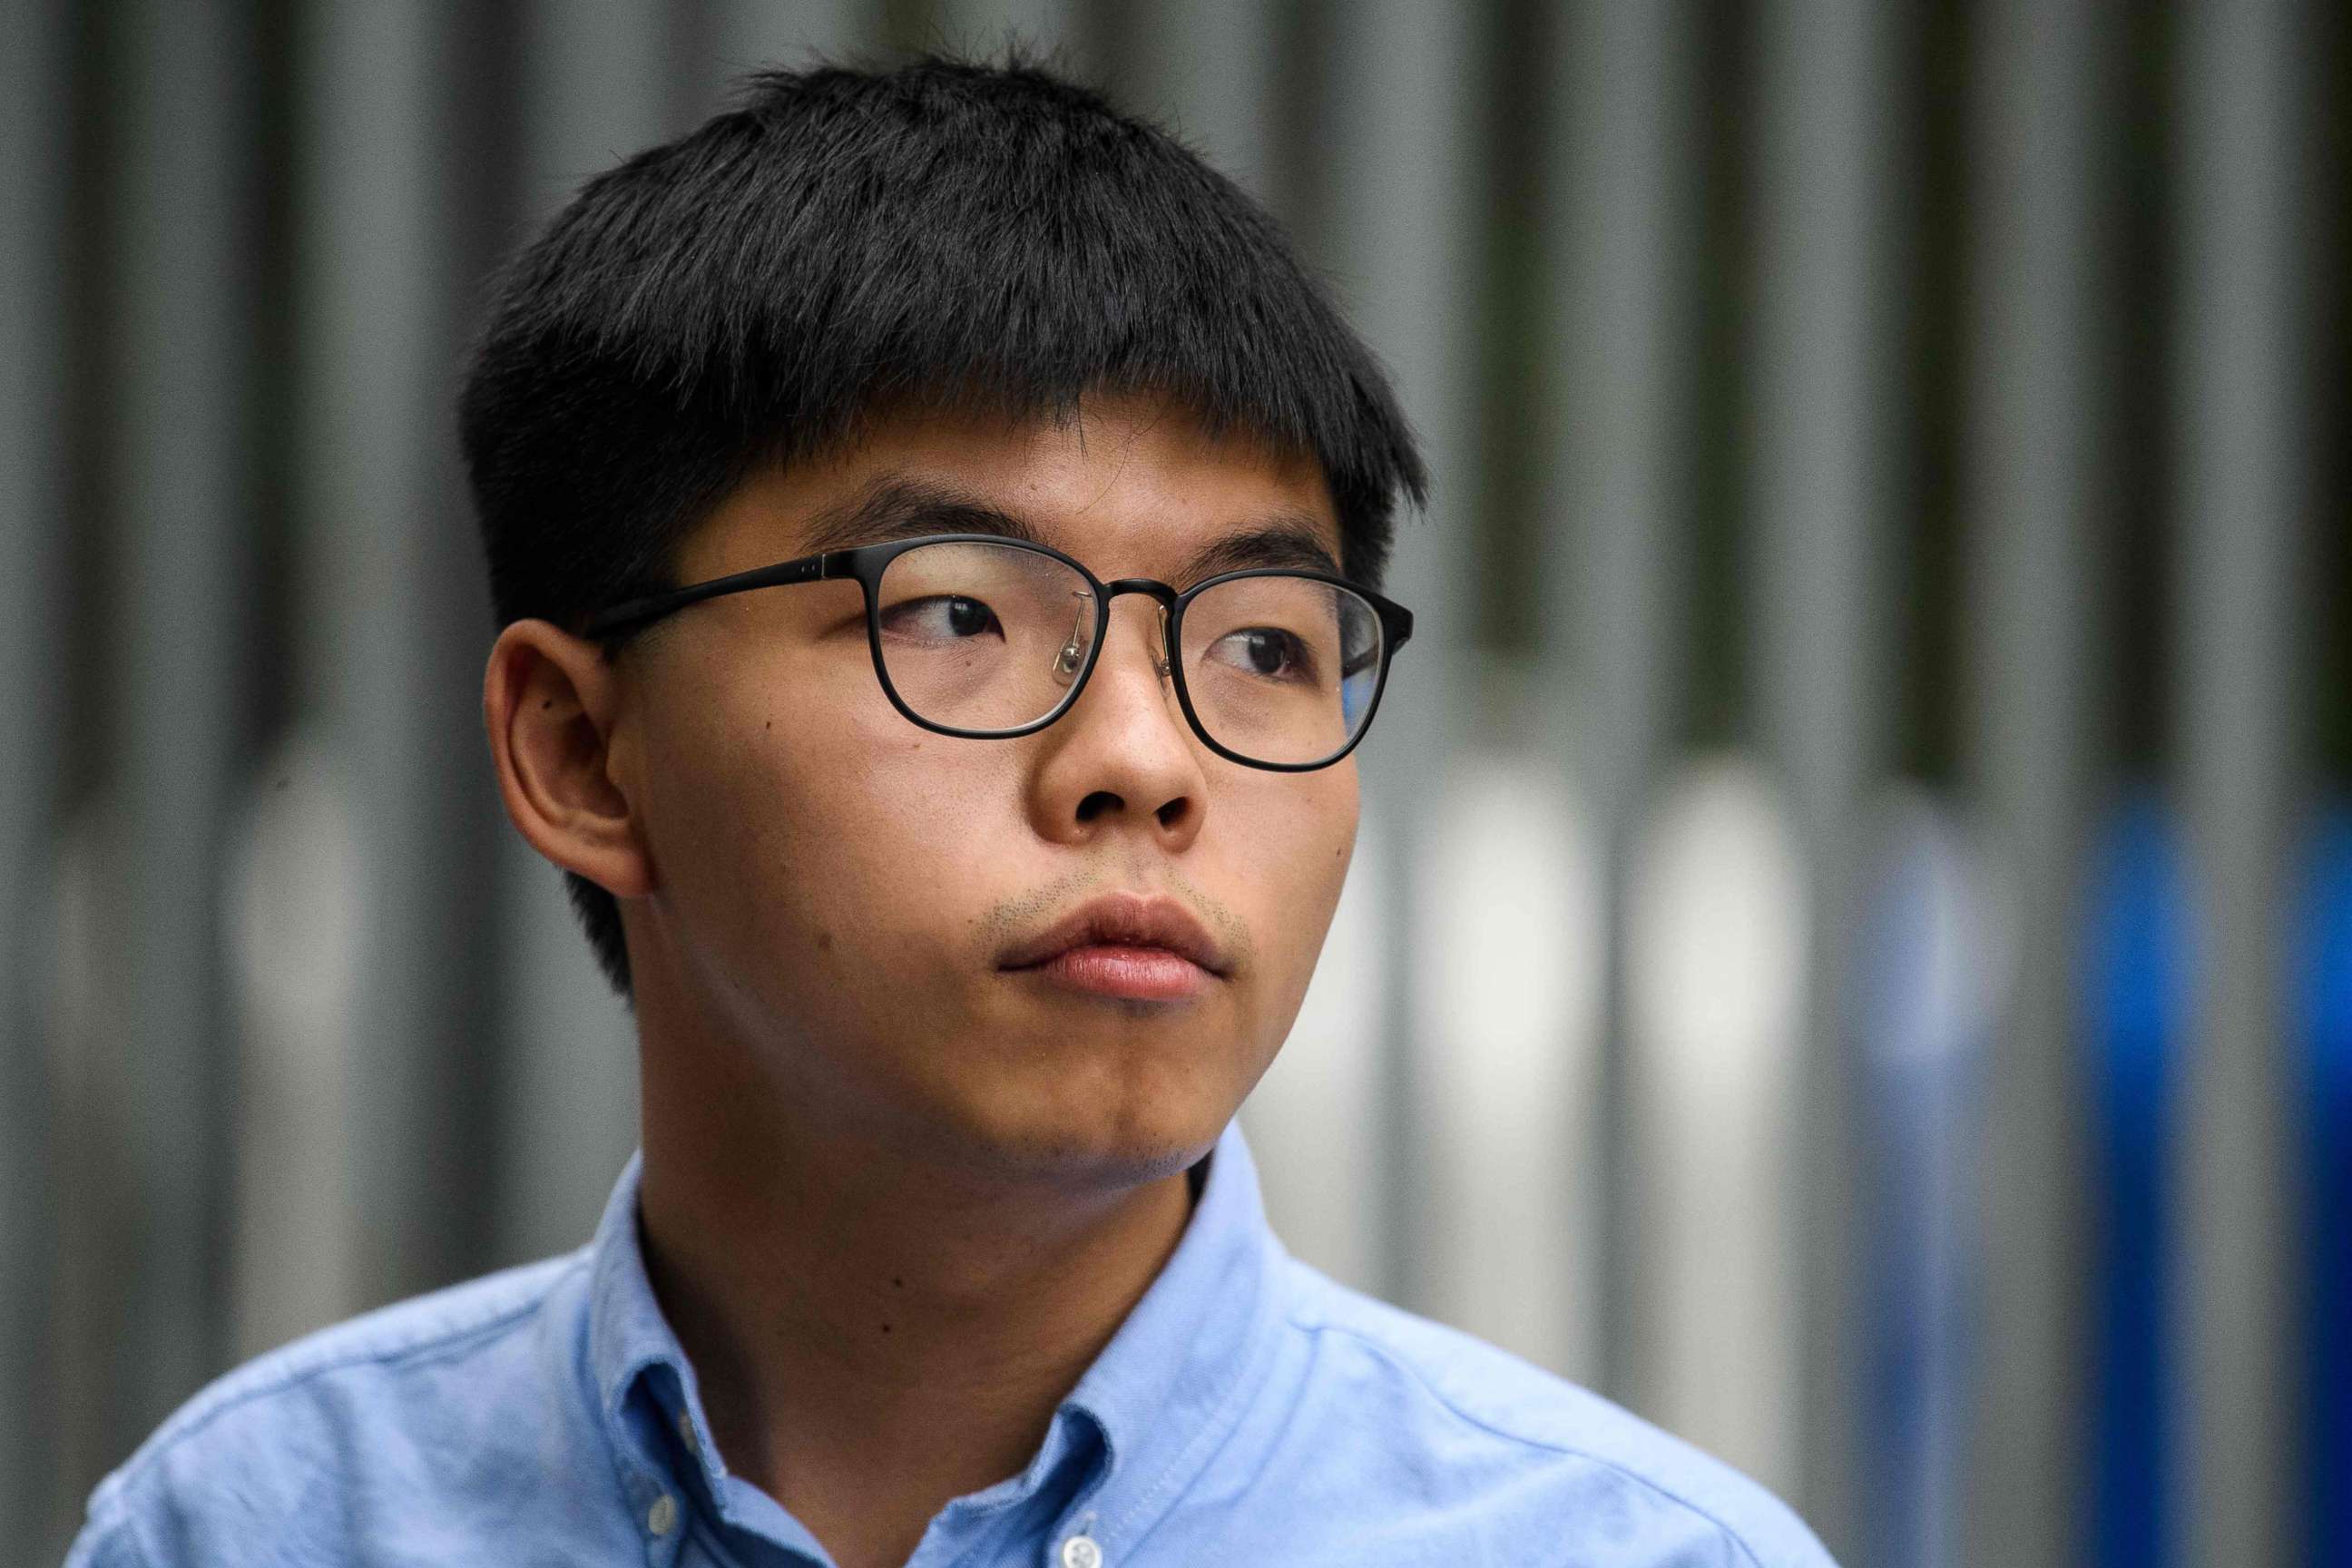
[
  {"left": 1092, "top": 591, "right": 1178, "bottom": 696},
  {"left": 1024, "top": 593, "right": 1206, "bottom": 848}
]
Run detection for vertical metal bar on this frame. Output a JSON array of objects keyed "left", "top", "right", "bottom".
[
  {"left": 518, "top": 3, "right": 672, "bottom": 219},
  {"left": 0, "top": 0, "right": 70, "bottom": 1547},
  {"left": 1241, "top": 824, "right": 1387, "bottom": 1293},
  {"left": 485, "top": 0, "right": 676, "bottom": 1268},
  {"left": 299, "top": 2, "right": 500, "bottom": 1307},
  {"left": 1415, "top": 754, "right": 1600, "bottom": 1379},
  {"left": 704, "top": 0, "right": 873, "bottom": 104},
  {"left": 1318, "top": 0, "right": 1480, "bottom": 1314},
  {"left": 1626, "top": 760, "right": 1808, "bottom": 1494},
  {"left": 1750, "top": 0, "right": 1901, "bottom": 1551},
  {"left": 222, "top": 729, "right": 365, "bottom": 1358},
  {"left": 101, "top": 0, "right": 257, "bottom": 1456},
  {"left": 2171, "top": 2, "right": 2316, "bottom": 1561},
  {"left": 1544, "top": 0, "right": 1697, "bottom": 1408},
  {"left": 1960, "top": 2, "right": 2105, "bottom": 1563},
  {"left": 935, "top": 0, "right": 1086, "bottom": 74},
  {"left": 1117, "top": 0, "right": 1281, "bottom": 204}
]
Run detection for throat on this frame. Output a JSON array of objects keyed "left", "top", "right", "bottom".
[{"left": 639, "top": 1144, "right": 1203, "bottom": 1538}]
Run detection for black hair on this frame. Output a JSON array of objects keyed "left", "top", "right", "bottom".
[{"left": 457, "top": 42, "right": 1429, "bottom": 1001}]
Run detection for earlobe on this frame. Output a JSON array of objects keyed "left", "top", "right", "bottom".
[{"left": 482, "top": 620, "right": 654, "bottom": 899}]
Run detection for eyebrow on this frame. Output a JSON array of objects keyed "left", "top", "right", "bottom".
[{"left": 796, "top": 474, "right": 1345, "bottom": 583}]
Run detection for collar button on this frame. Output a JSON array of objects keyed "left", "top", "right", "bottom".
[{"left": 1060, "top": 1534, "right": 1103, "bottom": 1568}]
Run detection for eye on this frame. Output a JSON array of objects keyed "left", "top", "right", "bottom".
[
  {"left": 881, "top": 594, "right": 1003, "bottom": 642},
  {"left": 1210, "top": 627, "right": 1316, "bottom": 682}
]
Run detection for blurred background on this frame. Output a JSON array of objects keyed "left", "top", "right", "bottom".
[{"left": 3, "top": 2, "right": 2344, "bottom": 1564}]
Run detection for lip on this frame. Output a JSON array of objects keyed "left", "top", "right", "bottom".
[
  {"left": 1014, "top": 945, "right": 1213, "bottom": 1002},
  {"left": 995, "top": 891, "right": 1231, "bottom": 982}
]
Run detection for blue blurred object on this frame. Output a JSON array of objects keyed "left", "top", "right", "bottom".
[
  {"left": 1854, "top": 799, "right": 1985, "bottom": 1568},
  {"left": 2085, "top": 793, "right": 2187, "bottom": 1568},
  {"left": 2303, "top": 804, "right": 2352, "bottom": 1568}
]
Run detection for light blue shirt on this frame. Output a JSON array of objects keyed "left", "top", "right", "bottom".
[{"left": 65, "top": 1119, "right": 1835, "bottom": 1566}]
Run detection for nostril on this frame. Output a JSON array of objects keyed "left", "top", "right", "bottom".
[
  {"left": 1077, "top": 789, "right": 1120, "bottom": 823},
  {"left": 1156, "top": 797, "right": 1190, "bottom": 829}
]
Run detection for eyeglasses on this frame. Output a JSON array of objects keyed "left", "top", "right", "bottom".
[{"left": 583, "top": 533, "right": 1414, "bottom": 771}]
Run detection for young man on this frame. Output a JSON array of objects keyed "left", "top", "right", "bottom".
[{"left": 68, "top": 50, "right": 1834, "bottom": 1568}]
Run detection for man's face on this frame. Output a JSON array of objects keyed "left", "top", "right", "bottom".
[{"left": 612, "top": 390, "right": 1360, "bottom": 1188}]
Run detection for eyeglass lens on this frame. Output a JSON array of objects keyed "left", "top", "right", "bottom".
[{"left": 875, "top": 540, "right": 1384, "bottom": 766}]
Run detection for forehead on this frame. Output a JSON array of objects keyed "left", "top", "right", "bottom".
[{"left": 681, "top": 389, "right": 1344, "bottom": 583}]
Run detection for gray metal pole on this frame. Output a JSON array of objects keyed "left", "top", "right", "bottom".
[
  {"left": 2171, "top": 3, "right": 2316, "bottom": 1562},
  {"left": 705, "top": 0, "right": 874, "bottom": 103},
  {"left": 1318, "top": 0, "right": 1481, "bottom": 1314},
  {"left": 935, "top": 0, "right": 1087, "bottom": 74},
  {"left": 1116, "top": 0, "right": 1281, "bottom": 206},
  {"left": 1543, "top": 0, "right": 1698, "bottom": 1410},
  {"left": 299, "top": 2, "right": 505, "bottom": 1308},
  {"left": 1750, "top": 0, "right": 1902, "bottom": 1553},
  {"left": 1960, "top": 4, "right": 2106, "bottom": 1564},
  {"left": 487, "top": 0, "right": 676, "bottom": 1269},
  {"left": 102, "top": 0, "right": 258, "bottom": 1458},
  {"left": 0, "top": 0, "right": 71, "bottom": 1548}
]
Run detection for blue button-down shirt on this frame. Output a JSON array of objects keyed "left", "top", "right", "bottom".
[{"left": 65, "top": 1118, "right": 1834, "bottom": 1566}]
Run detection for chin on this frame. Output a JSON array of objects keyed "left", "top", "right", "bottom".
[
  {"left": 995, "top": 1132, "right": 1208, "bottom": 1193},
  {"left": 926, "top": 1064, "right": 1237, "bottom": 1193}
]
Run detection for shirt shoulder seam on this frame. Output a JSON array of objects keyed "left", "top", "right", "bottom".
[
  {"left": 1294, "top": 1316, "right": 1774, "bottom": 1568},
  {"left": 120, "top": 1251, "right": 592, "bottom": 1482}
]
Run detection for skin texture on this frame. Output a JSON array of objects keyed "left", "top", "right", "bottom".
[{"left": 482, "top": 388, "right": 1360, "bottom": 1568}]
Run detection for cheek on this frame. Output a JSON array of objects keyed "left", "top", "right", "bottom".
[
  {"left": 642, "top": 650, "right": 999, "bottom": 987},
  {"left": 1229, "top": 768, "right": 1358, "bottom": 1013},
  {"left": 784, "top": 728, "right": 1010, "bottom": 954}
]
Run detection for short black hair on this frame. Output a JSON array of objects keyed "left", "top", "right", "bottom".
[{"left": 457, "top": 43, "right": 1429, "bottom": 1001}]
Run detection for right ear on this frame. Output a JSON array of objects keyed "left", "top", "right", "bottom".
[{"left": 481, "top": 620, "right": 654, "bottom": 899}]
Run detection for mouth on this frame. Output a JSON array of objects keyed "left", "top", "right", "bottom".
[{"left": 996, "top": 891, "right": 1230, "bottom": 1003}]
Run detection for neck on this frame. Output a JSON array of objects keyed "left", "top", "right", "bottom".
[{"left": 633, "top": 1027, "right": 1198, "bottom": 1568}]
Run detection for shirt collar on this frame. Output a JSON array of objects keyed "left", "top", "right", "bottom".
[{"left": 583, "top": 1116, "right": 1286, "bottom": 1555}]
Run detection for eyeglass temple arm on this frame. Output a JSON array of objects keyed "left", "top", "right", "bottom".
[
  {"left": 582, "top": 551, "right": 841, "bottom": 640},
  {"left": 1337, "top": 601, "right": 1413, "bottom": 678}
]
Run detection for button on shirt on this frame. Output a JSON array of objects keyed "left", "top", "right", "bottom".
[{"left": 64, "top": 1119, "right": 1837, "bottom": 1566}]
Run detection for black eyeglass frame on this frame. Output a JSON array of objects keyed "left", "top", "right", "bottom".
[{"left": 583, "top": 532, "right": 1416, "bottom": 773}]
